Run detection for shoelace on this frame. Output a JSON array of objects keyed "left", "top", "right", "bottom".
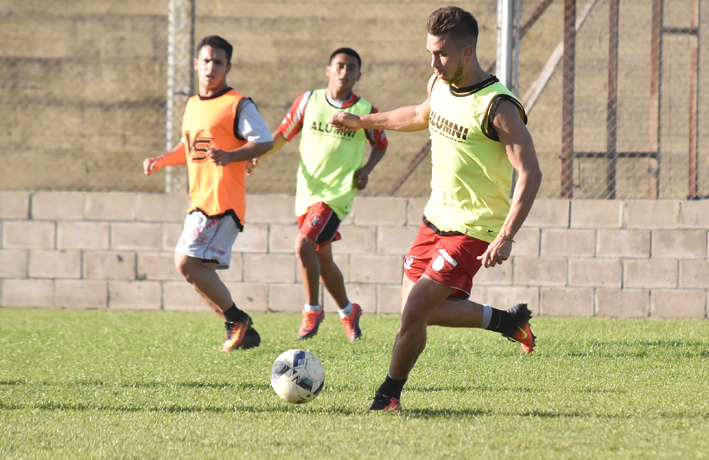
[{"left": 225, "top": 322, "right": 235, "bottom": 339}]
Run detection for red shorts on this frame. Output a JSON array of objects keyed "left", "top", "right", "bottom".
[
  {"left": 297, "top": 202, "right": 342, "bottom": 249},
  {"left": 404, "top": 218, "right": 489, "bottom": 299}
]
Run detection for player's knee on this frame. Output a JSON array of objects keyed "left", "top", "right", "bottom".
[
  {"left": 397, "top": 323, "right": 426, "bottom": 354},
  {"left": 295, "top": 237, "right": 316, "bottom": 261},
  {"left": 174, "top": 254, "right": 193, "bottom": 280},
  {"left": 400, "top": 311, "right": 427, "bottom": 334}
]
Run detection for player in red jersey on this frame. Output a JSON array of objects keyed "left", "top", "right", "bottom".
[{"left": 250, "top": 48, "right": 387, "bottom": 342}]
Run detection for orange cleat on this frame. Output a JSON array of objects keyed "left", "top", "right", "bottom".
[
  {"left": 238, "top": 327, "right": 261, "bottom": 350},
  {"left": 368, "top": 395, "right": 401, "bottom": 412},
  {"left": 297, "top": 309, "right": 324, "bottom": 340},
  {"left": 341, "top": 303, "right": 362, "bottom": 342},
  {"left": 506, "top": 303, "right": 536, "bottom": 353},
  {"left": 221, "top": 315, "right": 255, "bottom": 352}
]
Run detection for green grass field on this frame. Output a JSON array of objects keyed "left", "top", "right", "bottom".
[{"left": 1, "top": 308, "right": 708, "bottom": 459}]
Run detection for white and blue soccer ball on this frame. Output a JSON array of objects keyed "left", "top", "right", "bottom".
[{"left": 270, "top": 349, "right": 325, "bottom": 404}]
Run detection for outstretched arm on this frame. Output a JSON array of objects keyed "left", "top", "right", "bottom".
[
  {"left": 143, "top": 142, "right": 187, "bottom": 176},
  {"left": 329, "top": 75, "right": 436, "bottom": 132},
  {"left": 329, "top": 100, "right": 430, "bottom": 133},
  {"left": 478, "top": 100, "right": 543, "bottom": 268}
]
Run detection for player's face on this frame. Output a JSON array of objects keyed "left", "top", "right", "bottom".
[
  {"left": 427, "top": 34, "right": 465, "bottom": 86},
  {"left": 326, "top": 54, "right": 361, "bottom": 94},
  {"left": 194, "top": 45, "right": 231, "bottom": 92}
]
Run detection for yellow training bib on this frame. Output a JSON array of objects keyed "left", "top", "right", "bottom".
[{"left": 424, "top": 76, "right": 526, "bottom": 243}]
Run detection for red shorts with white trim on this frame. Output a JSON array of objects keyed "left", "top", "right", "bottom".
[
  {"left": 404, "top": 218, "right": 489, "bottom": 299},
  {"left": 297, "top": 202, "right": 342, "bottom": 249}
]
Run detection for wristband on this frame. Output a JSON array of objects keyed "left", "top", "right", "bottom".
[{"left": 499, "top": 234, "right": 515, "bottom": 243}]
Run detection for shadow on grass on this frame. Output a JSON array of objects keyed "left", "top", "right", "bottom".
[
  {"left": 405, "top": 385, "right": 626, "bottom": 395},
  {"left": 0, "top": 401, "right": 357, "bottom": 415},
  {"left": 395, "top": 408, "right": 709, "bottom": 420},
  {"left": 3, "top": 401, "right": 707, "bottom": 420},
  {"left": 0, "top": 379, "right": 271, "bottom": 391},
  {"left": 0, "top": 380, "right": 629, "bottom": 398}
]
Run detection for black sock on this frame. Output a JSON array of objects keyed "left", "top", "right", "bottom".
[
  {"left": 486, "top": 308, "right": 517, "bottom": 337},
  {"left": 223, "top": 304, "right": 249, "bottom": 323},
  {"left": 376, "top": 374, "right": 407, "bottom": 400}
]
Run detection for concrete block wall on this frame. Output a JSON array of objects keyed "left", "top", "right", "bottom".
[{"left": 1, "top": 192, "right": 707, "bottom": 318}]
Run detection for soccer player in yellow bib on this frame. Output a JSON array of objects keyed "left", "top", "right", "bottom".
[
  {"left": 250, "top": 48, "right": 388, "bottom": 342},
  {"left": 329, "top": 7, "right": 543, "bottom": 412}
]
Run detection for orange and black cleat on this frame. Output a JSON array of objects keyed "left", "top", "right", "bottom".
[
  {"left": 297, "top": 309, "right": 325, "bottom": 340},
  {"left": 368, "top": 394, "right": 401, "bottom": 412},
  {"left": 221, "top": 315, "right": 256, "bottom": 351},
  {"left": 506, "top": 303, "right": 536, "bottom": 354},
  {"left": 237, "top": 327, "right": 261, "bottom": 350},
  {"left": 341, "top": 303, "right": 362, "bottom": 342}
]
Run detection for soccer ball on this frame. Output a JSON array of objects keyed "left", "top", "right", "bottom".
[{"left": 270, "top": 349, "right": 325, "bottom": 404}]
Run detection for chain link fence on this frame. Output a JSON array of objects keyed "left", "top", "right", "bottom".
[
  {"left": 1, "top": 0, "right": 706, "bottom": 199},
  {"left": 555, "top": 0, "right": 707, "bottom": 199},
  {"left": 0, "top": 1, "right": 168, "bottom": 192}
]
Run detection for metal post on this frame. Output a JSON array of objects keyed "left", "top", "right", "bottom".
[
  {"left": 607, "top": 0, "right": 619, "bottom": 199},
  {"left": 165, "top": 0, "right": 195, "bottom": 194},
  {"left": 688, "top": 0, "right": 699, "bottom": 199},
  {"left": 513, "top": 0, "right": 521, "bottom": 96},
  {"left": 649, "top": 0, "right": 662, "bottom": 199},
  {"left": 561, "top": 0, "right": 576, "bottom": 198},
  {"left": 486, "top": 0, "right": 554, "bottom": 75},
  {"left": 497, "top": 0, "right": 515, "bottom": 89},
  {"left": 498, "top": 0, "right": 521, "bottom": 197}
]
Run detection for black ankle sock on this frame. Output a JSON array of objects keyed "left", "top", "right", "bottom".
[
  {"left": 486, "top": 308, "right": 517, "bottom": 337},
  {"left": 223, "top": 304, "right": 248, "bottom": 323},
  {"left": 376, "top": 374, "right": 408, "bottom": 400}
]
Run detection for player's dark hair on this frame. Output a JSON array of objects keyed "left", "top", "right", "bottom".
[
  {"left": 426, "top": 6, "right": 479, "bottom": 45},
  {"left": 329, "top": 47, "right": 362, "bottom": 69},
  {"left": 196, "top": 35, "right": 233, "bottom": 63}
]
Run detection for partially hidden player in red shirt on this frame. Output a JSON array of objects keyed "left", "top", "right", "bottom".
[{"left": 250, "top": 48, "right": 387, "bottom": 342}]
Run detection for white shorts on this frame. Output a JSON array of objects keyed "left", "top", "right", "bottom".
[{"left": 175, "top": 211, "right": 239, "bottom": 269}]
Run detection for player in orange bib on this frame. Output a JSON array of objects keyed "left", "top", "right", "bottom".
[
  {"left": 249, "top": 48, "right": 388, "bottom": 342},
  {"left": 143, "top": 36, "right": 274, "bottom": 352}
]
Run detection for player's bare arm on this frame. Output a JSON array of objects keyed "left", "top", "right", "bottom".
[
  {"left": 207, "top": 139, "right": 275, "bottom": 167},
  {"left": 143, "top": 142, "right": 187, "bottom": 176},
  {"left": 354, "top": 146, "right": 386, "bottom": 190},
  {"left": 329, "top": 102, "right": 428, "bottom": 132},
  {"left": 478, "top": 100, "right": 542, "bottom": 268},
  {"left": 329, "top": 74, "right": 437, "bottom": 133},
  {"left": 247, "top": 132, "right": 287, "bottom": 175}
]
